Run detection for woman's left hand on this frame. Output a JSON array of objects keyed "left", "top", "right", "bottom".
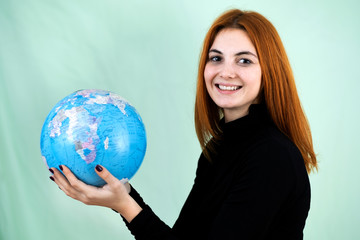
[{"left": 50, "top": 165, "right": 142, "bottom": 221}]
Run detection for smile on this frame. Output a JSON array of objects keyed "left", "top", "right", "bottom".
[{"left": 216, "top": 84, "right": 242, "bottom": 91}]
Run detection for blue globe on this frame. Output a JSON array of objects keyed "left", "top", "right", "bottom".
[{"left": 40, "top": 89, "right": 146, "bottom": 187}]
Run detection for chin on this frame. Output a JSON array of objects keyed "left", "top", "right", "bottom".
[{"left": 216, "top": 102, "right": 241, "bottom": 109}]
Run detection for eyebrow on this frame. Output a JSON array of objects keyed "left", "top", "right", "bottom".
[{"left": 209, "top": 49, "right": 258, "bottom": 58}]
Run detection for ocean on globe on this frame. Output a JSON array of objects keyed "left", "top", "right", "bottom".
[{"left": 40, "top": 89, "right": 147, "bottom": 187}]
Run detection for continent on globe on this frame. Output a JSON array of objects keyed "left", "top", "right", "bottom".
[{"left": 40, "top": 89, "right": 147, "bottom": 187}]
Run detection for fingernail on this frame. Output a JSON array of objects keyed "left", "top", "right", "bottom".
[
  {"left": 49, "top": 176, "right": 55, "bottom": 182},
  {"left": 95, "top": 165, "right": 103, "bottom": 172},
  {"left": 59, "top": 165, "right": 63, "bottom": 171},
  {"left": 49, "top": 168, "right": 54, "bottom": 174}
]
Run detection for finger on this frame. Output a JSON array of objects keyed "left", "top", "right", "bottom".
[
  {"left": 121, "top": 179, "right": 131, "bottom": 194},
  {"left": 58, "top": 165, "right": 102, "bottom": 204},
  {"left": 95, "top": 165, "right": 119, "bottom": 186},
  {"left": 120, "top": 178, "right": 129, "bottom": 184},
  {"left": 50, "top": 167, "right": 71, "bottom": 193},
  {"left": 51, "top": 167, "right": 69, "bottom": 186},
  {"left": 52, "top": 167, "right": 82, "bottom": 199},
  {"left": 60, "top": 165, "right": 91, "bottom": 192},
  {"left": 50, "top": 167, "right": 101, "bottom": 206}
]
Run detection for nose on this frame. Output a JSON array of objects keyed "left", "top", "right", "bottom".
[{"left": 219, "top": 62, "right": 236, "bottom": 79}]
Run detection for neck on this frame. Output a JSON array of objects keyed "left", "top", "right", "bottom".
[{"left": 224, "top": 108, "right": 250, "bottom": 123}]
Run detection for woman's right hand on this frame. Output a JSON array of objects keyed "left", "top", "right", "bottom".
[{"left": 50, "top": 164, "right": 142, "bottom": 222}]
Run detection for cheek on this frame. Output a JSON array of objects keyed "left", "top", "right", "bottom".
[
  {"left": 204, "top": 64, "right": 216, "bottom": 85},
  {"left": 242, "top": 68, "right": 262, "bottom": 90},
  {"left": 253, "top": 69, "right": 262, "bottom": 91}
]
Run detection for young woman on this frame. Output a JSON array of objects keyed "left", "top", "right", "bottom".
[{"left": 50, "top": 9, "right": 317, "bottom": 240}]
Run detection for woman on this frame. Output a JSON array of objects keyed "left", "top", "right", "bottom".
[{"left": 50, "top": 9, "right": 317, "bottom": 240}]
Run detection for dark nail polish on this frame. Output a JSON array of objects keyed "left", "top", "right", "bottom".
[
  {"left": 95, "top": 165, "right": 103, "bottom": 172},
  {"left": 49, "top": 176, "right": 55, "bottom": 182},
  {"left": 59, "top": 165, "right": 63, "bottom": 171},
  {"left": 49, "top": 168, "right": 54, "bottom": 174}
]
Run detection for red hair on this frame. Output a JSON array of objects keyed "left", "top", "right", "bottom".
[{"left": 194, "top": 9, "right": 317, "bottom": 173}]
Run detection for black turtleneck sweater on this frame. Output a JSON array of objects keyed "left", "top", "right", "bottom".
[{"left": 124, "top": 104, "right": 310, "bottom": 240}]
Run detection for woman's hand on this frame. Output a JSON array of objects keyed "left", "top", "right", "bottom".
[{"left": 49, "top": 164, "right": 142, "bottom": 222}]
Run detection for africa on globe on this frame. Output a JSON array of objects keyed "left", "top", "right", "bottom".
[{"left": 40, "top": 89, "right": 147, "bottom": 187}]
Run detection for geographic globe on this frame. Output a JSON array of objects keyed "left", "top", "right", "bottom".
[{"left": 40, "top": 89, "right": 146, "bottom": 187}]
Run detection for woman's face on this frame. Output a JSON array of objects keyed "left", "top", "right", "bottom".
[{"left": 204, "top": 28, "right": 262, "bottom": 122}]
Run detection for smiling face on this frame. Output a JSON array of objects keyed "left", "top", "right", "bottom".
[{"left": 204, "top": 28, "right": 262, "bottom": 123}]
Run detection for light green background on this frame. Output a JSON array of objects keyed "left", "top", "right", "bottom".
[{"left": 1, "top": 0, "right": 359, "bottom": 239}]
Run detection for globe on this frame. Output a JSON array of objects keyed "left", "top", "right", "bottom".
[{"left": 40, "top": 89, "right": 146, "bottom": 187}]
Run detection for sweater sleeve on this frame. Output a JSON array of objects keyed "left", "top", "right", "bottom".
[
  {"left": 207, "top": 140, "right": 308, "bottom": 240},
  {"left": 123, "top": 186, "right": 181, "bottom": 240}
]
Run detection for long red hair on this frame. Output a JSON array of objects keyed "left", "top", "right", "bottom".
[{"left": 194, "top": 9, "right": 317, "bottom": 173}]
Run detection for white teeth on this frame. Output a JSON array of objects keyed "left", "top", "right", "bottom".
[{"left": 218, "top": 84, "right": 241, "bottom": 91}]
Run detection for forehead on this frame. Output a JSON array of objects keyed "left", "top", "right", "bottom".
[{"left": 211, "top": 28, "right": 256, "bottom": 53}]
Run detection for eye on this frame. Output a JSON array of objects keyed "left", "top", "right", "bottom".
[
  {"left": 238, "top": 58, "right": 253, "bottom": 65},
  {"left": 208, "top": 55, "right": 222, "bottom": 62}
]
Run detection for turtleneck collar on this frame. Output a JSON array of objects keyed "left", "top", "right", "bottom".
[{"left": 221, "top": 104, "right": 272, "bottom": 140}]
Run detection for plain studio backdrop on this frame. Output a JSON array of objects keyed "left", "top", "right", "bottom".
[{"left": 0, "top": 0, "right": 359, "bottom": 239}]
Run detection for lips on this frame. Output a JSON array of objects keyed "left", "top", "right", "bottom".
[{"left": 215, "top": 84, "right": 242, "bottom": 91}]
